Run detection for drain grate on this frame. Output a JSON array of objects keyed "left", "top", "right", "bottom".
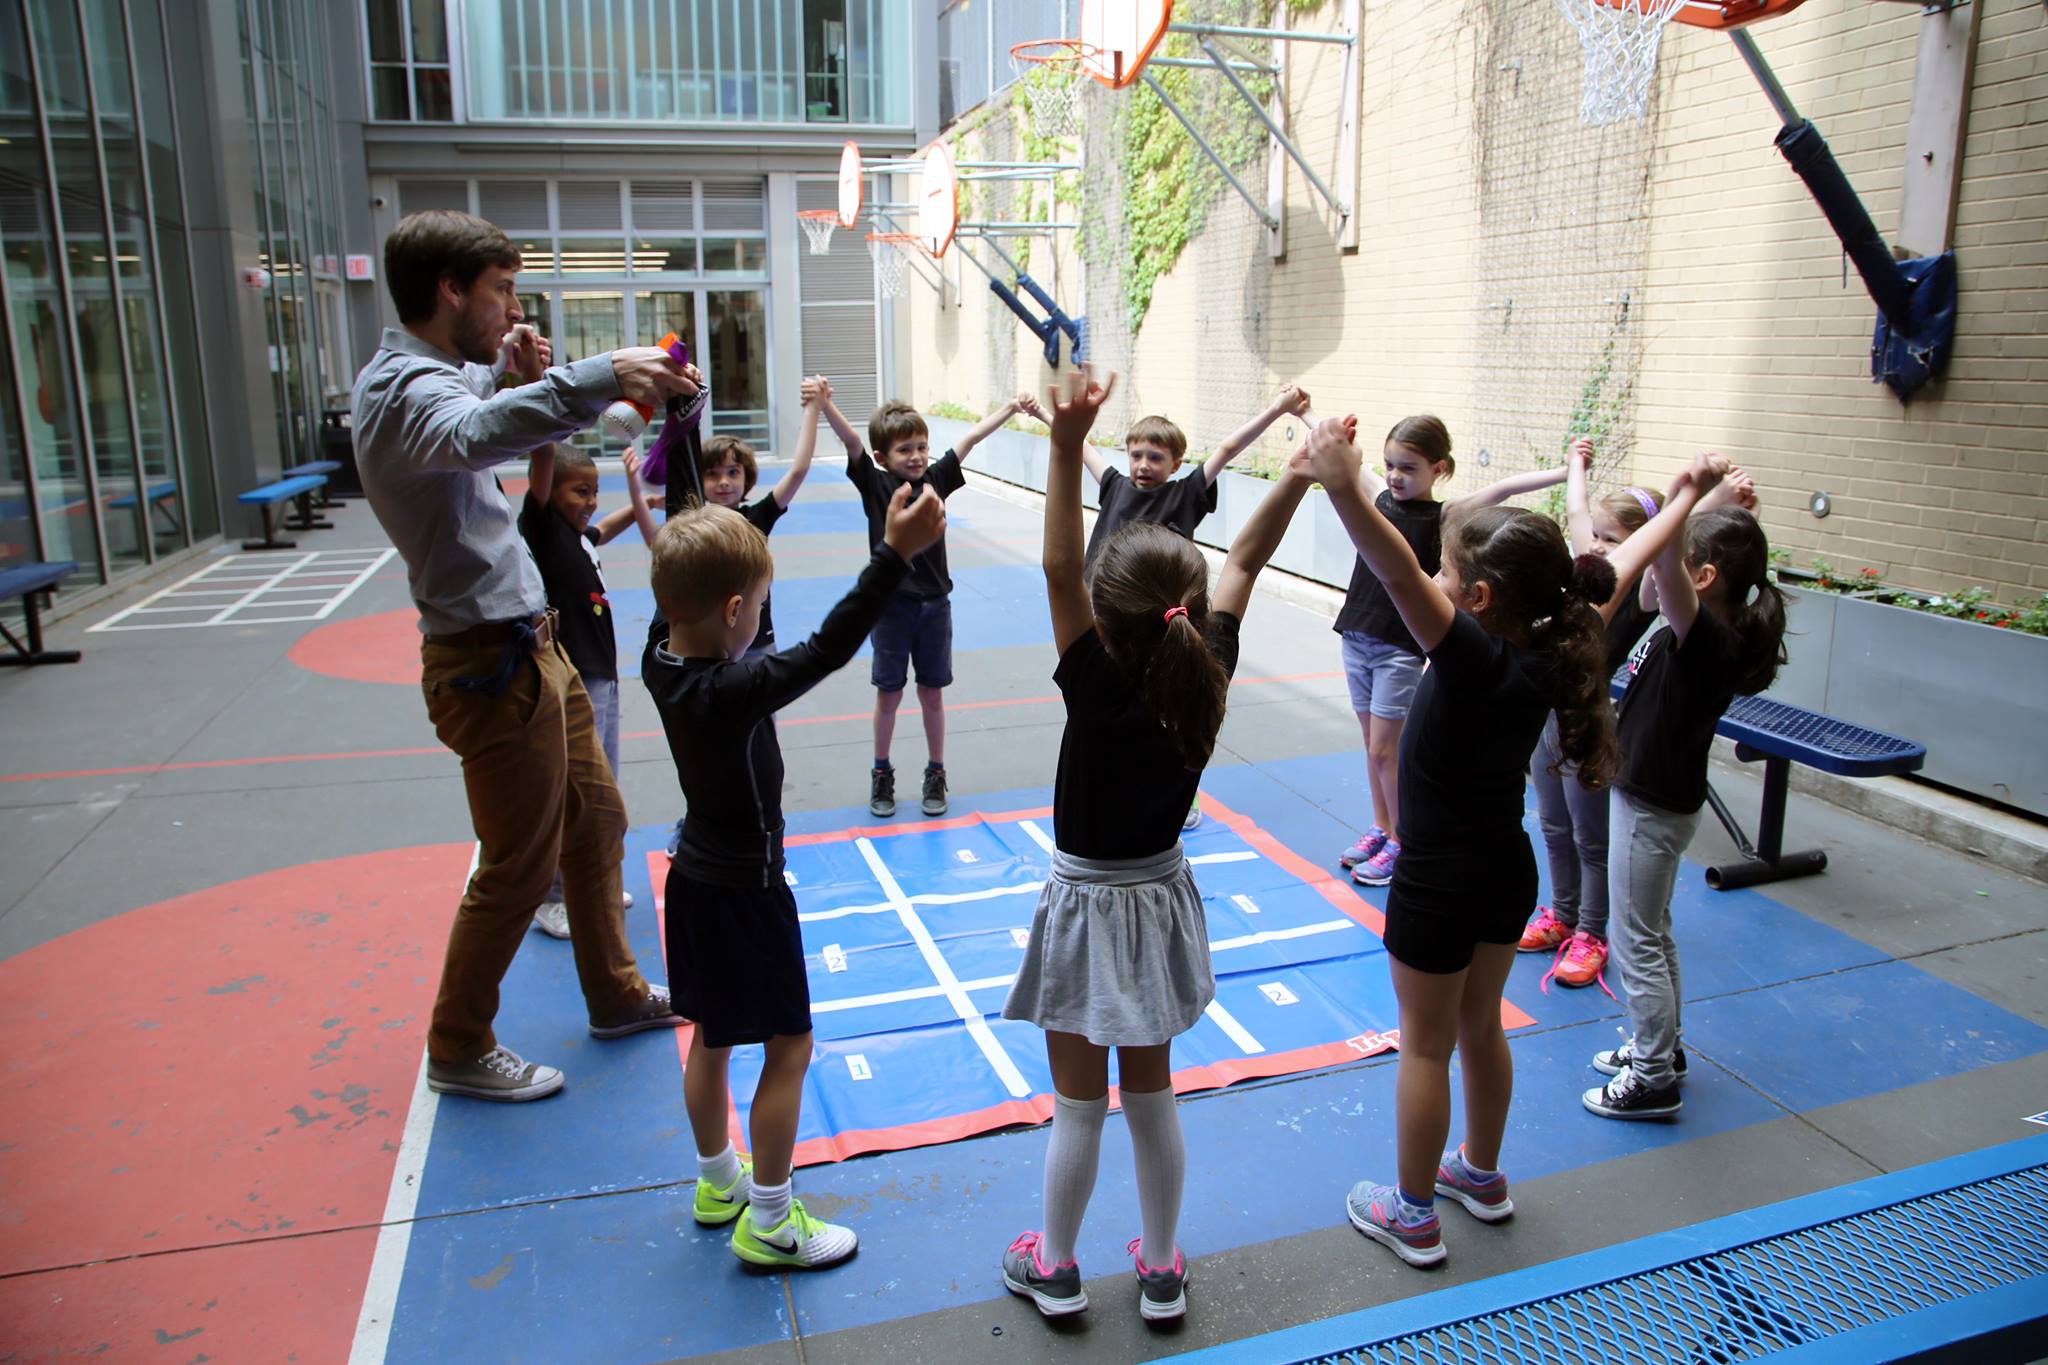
[{"left": 1304, "top": 1165, "right": 2048, "bottom": 1364}]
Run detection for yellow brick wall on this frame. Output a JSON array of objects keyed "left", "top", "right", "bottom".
[{"left": 898, "top": 0, "right": 2047, "bottom": 601}]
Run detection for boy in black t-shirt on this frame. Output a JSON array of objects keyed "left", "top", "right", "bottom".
[
  {"left": 1079, "top": 383, "right": 1312, "bottom": 567},
  {"left": 818, "top": 389, "right": 1030, "bottom": 819},
  {"left": 645, "top": 480, "right": 945, "bottom": 1271},
  {"left": 517, "top": 444, "right": 659, "bottom": 939}
]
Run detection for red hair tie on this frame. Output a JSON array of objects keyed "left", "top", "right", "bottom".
[{"left": 1163, "top": 606, "right": 1189, "bottom": 624}]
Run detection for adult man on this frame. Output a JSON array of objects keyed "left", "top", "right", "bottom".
[{"left": 353, "top": 210, "right": 694, "bottom": 1101}]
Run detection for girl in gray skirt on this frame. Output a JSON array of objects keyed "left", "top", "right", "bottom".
[{"left": 1000, "top": 367, "right": 1317, "bottom": 1324}]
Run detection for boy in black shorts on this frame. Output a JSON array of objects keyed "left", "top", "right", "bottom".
[
  {"left": 644, "top": 480, "right": 946, "bottom": 1270},
  {"left": 1080, "top": 383, "right": 1311, "bottom": 566},
  {"left": 819, "top": 390, "right": 1037, "bottom": 819}
]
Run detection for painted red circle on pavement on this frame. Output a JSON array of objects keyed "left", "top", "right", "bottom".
[{"left": 289, "top": 607, "right": 421, "bottom": 686}]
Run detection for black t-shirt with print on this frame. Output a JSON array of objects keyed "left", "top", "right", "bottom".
[
  {"left": 1332, "top": 491, "right": 1444, "bottom": 655},
  {"left": 1084, "top": 466, "right": 1219, "bottom": 565},
  {"left": 846, "top": 447, "right": 965, "bottom": 599},
  {"left": 1604, "top": 585, "right": 1658, "bottom": 676},
  {"left": 1396, "top": 609, "right": 1556, "bottom": 858},
  {"left": 739, "top": 496, "right": 787, "bottom": 651},
  {"left": 1052, "top": 613, "right": 1243, "bottom": 861},
  {"left": 1615, "top": 607, "right": 1741, "bottom": 815},
  {"left": 518, "top": 491, "right": 616, "bottom": 681}
]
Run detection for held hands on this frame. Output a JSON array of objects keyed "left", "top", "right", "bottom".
[
  {"left": 800, "top": 374, "right": 832, "bottom": 408},
  {"left": 1699, "top": 463, "right": 1758, "bottom": 512},
  {"left": 1686, "top": 450, "right": 1732, "bottom": 496},
  {"left": 1275, "top": 382, "right": 1312, "bottom": 417},
  {"left": 1044, "top": 364, "right": 1118, "bottom": 448},
  {"left": 1569, "top": 436, "right": 1596, "bottom": 474},
  {"left": 612, "top": 347, "right": 700, "bottom": 406},
  {"left": 1012, "top": 391, "right": 1050, "bottom": 425},
  {"left": 882, "top": 482, "right": 947, "bottom": 561},
  {"left": 1305, "top": 414, "right": 1363, "bottom": 488}
]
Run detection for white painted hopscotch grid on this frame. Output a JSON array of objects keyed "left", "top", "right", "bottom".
[{"left": 91, "top": 548, "right": 396, "bottom": 631}]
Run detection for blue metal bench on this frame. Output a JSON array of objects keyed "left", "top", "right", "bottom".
[
  {"left": 0, "top": 560, "right": 81, "bottom": 666},
  {"left": 107, "top": 480, "right": 181, "bottom": 540},
  {"left": 287, "top": 460, "right": 344, "bottom": 512},
  {"left": 1178, "top": 1134, "right": 2048, "bottom": 1364},
  {"left": 1611, "top": 676, "right": 1926, "bottom": 890},
  {"left": 237, "top": 472, "right": 329, "bottom": 550}
]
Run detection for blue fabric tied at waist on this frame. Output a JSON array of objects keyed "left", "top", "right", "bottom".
[{"left": 450, "top": 618, "right": 539, "bottom": 696}]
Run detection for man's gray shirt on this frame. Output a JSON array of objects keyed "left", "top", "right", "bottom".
[{"left": 351, "top": 327, "right": 621, "bottom": 636}]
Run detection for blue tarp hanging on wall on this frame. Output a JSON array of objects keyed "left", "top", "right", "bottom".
[{"left": 1871, "top": 251, "right": 1958, "bottom": 403}]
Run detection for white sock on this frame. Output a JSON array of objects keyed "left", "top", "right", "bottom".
[
  {"left": 1040, "top": 1092, "right": 1108, "bottom": 1266},
  {"left": 1120, "top": 1087, "right": 1185, "bottom": 1269},
  {"left": 697, "top": 1143, "right": 741, "bottom": 1191},
  {"left": 749, "top": 1177, "right": 792, "bottom": 1231}
]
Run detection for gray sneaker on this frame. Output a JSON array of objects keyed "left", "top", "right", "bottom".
[
  {"left": 589, "top": 983, "right": 686, "bottom": 1039},
  {"left": 869, "top": 765, "right": 896, "bottom": 818},
  {"left": 1127, "top": 1237, "right": 1188, "bottom": 1321},
  {"left": 921, "top": 765, "right": 949, "bottom": 817},
  {"left": 1002, "top": 1231, "right": 1087, "bottom": 1316},
  {"left": 426, "top": 1046, "right": 565, "bottom": 1102},
  {"left": 531, "top": 902, "right": 571, "bottom": 939}
]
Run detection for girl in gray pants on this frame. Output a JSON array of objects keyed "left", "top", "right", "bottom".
[{"left": 1587, "top": 500, "right": 1789, "bottom": 1121}]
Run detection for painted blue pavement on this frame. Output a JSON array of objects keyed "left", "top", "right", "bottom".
[{"left": 380, "top": 755, "right": 2048, "bottom": 1359}]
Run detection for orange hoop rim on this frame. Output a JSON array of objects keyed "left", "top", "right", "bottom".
[
  {"left": 1597, "top": 0, "right": 1809, "bottom": 28},
  {"left": 797, "top": 209, "right": 842, "bottom": 220},
  {"left": 866, "top": 232, "right": 927, "bottom": 250},
  {"left": 1010, "top": 37, "right": 1104, "bottom": 67}
]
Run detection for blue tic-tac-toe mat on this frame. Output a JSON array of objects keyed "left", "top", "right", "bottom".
[{"left": 709, "top": 804, "right": 1404, "bottom": 1165}]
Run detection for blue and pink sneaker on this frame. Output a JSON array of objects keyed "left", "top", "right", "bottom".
[
  {"left": 1345, "top": 1181, "right": 1445, "bottom": 1267},
  {"left": 1126, "top": 1237, "right": 1188, "bottom": 1321},
  {"left": 1434, "top": 1147, "right": 1515, "bottom": 1223},
  {"left": 1002, "top": 1230, "right": 1087, "bottom": 1316},
  {"left": 1351, "top": 838, "right": 1402, "bottom": 887},
  {"left": 1340, "top": 826, "right": 1390, "bottom": 868}
]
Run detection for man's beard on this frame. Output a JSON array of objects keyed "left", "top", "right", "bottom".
[{"left": 453, "top": 307, "right": 503, "bottom": 366}]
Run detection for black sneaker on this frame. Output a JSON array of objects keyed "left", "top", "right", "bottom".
[
  {"left": 1582, "top": 1067, "right": 1682, "bottom": 1121},
  {"left": 1592, "top": 1038, "right": 1688, "bottom": 1082},
  {"left": 921, "top": 765, "right": 948, "bottom": 817},
  {"left": 869, "top": 765, "right": 896, "bottom": 818}
]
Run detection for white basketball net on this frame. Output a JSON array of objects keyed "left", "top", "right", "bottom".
[
  {"left": 799, "top": 214, "right": 839, "bottom": 255},
  {"left": 1552, "top": 0, "right": 1689, "bottom": 125},
  {"left": 1015, "top": 56, "right": 1082, "bottom": 140},
  {"left": 868, "top": 236, "right": 910, "bottom": 298}
]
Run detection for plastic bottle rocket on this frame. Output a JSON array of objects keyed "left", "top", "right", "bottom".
[{"left": 598, "top": 332, "right": 689, "bottom": 442}]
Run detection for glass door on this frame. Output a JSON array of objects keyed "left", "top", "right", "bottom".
[{"left": 551, "top": 289, "right": 625, "bottom": 456}]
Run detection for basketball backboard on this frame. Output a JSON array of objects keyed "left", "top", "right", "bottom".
[
  {"left": 838, "top": 140, "right": 863, "bottom": 228},
  {"left": 919, "top": 142, "right": 958, "bottom": 258},
  {"left": 1078, "top": 0, "right": 1173, "bottom": 89}
]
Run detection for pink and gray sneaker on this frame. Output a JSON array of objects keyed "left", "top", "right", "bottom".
[
  {"left": 1345, "top": 1181, "right": 1445, "bottom": 1267},
  {"left": 1002, "top": 1231, "right": 1087, "bottom": 1316},
  {"left": 1126, "top": 1237, "right": 1188, "bottom": 1321},
  {"left": 1340, "top": 826, "right": 1390, "bottom": 868},
  {"left": 1434, "top": 1147, "right": 1514, "bottom": 1223},
  {"left": 1351, "top": 838, "right": 1402, "bottom": 888}
]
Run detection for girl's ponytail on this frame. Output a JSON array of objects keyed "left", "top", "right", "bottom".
[
  {"left": 1686, "top": 509, "right": 1789, "bottom": 695},
  {"left": 1090, "top": 522, "right": 1232, "bottom": 772}
]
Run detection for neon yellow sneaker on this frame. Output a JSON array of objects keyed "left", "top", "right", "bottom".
[
  {"left": 730, "top": 1199, "right": 859, "bottom": 1270},
  {"left": 693, "top": 1158, "right": 753, "bottom": 1226}
]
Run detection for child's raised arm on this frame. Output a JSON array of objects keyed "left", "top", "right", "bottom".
[
  {"left": 952, "top": 395, "right": 1026, "bottom": 465},
  {"left": 611, "top": 448, "right": 660, "bottom": 545},
  {"left": 1043, "top": 366, "right": 1117, "bottom": 653},
  {"left": 527, "top": 443, "right": 558, "bottom": 505},
  {"left": 820, "top": 386, "right": 867, "bottom": 467},
  {"left": 1606, "top": 452, "right": 1728, "bottom": 629},
  {"left": 1309, "top": 416, "right": 1456, "bottom": 654},
  {"left": 1564, "top": 436, "right": 1596, "bottom": 556},
  {"left": 1203, "top": 382, "right": 1312, "bottom": 487},
  {"left": 1212, "top": 441, "right": 1316, "bottom": 620},
  {"left": 1446, "top": 461, "right": 1568, "bottom": 513},
  {"left": 771, "top": 377, "right": 827, "bottom": 509}
]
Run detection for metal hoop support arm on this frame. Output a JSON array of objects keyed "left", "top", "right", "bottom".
[
  {"left": 1139, "top": 71, "right": 1281, "bottom": 232},
  {"left": 1197, "top": 39, "right": 1349, "bottom": 215},
  {"left": 1168, "top": 20, "right": 1355, "bottom": 45}
]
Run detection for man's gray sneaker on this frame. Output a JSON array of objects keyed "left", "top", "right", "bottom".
[
  {"left": 589, "top": 983, "right": 686, "bottom": 1039},
  {"left": 1127, "top": 1237, "right": 1188, "bottom": 1321},
  {"left": 1002, "top": 1231, "right": 1087, "bottom": 1316},
  {"left": 426, "top": 1046, "right": 565, "bottom": 1101}
]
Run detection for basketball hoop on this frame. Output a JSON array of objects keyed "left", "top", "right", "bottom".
[
  {"left": 798, "top": 209, "right": 841, "bottom": 255},
  {"left": 867, "top": 232, "right": 923, "bottom": 298},
  {"left": 1010, "top": 39, "right": 1098, "bottom": 140},
  {"left": 1554, "top": 0, "right": 1690, "bottom": 125}
]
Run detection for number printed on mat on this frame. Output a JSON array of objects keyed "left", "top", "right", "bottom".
[
  {"left": 1259, "top": 982, "right": 1299, "bottom": 1006},
  {"left": 847, "top": 1054, "right": 872, "bottom": 1081}
]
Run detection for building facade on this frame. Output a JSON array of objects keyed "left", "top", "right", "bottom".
[{"left": 2, "top": 0, "right": 935, "bottom": 612}]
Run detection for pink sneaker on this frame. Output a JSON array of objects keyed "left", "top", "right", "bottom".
[
  {"left": 1552, "top": 931, "right": 1610, "bottom": 990},
  {"left": 1518, "top": 906, "right": 1571, "bottom": 953},
  {"left": 1351, "top": 838, "right": 1401, "bottom": 888},
  {"left": 1340, "top": 826, "right": 1390, "bottom": 867}
]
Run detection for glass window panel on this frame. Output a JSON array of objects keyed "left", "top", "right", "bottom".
[
  {"left": 154, "top": 222, "right": 217, "bottom": 541},
  {"left": 700, "top": 237, "right": 766, "bottom": 274},
  {"left": 410, "top": 0, "right": 448, "bottom": 62},
  {"left": 371, "top": 64, "right": 409, "bottom": 119},
  {"left": 510, "top": 237, "right": 556, "bottom": 275},
  {"left": 414, "top": 65, "right": 452, "bottom": 121},
  {"left": 0, "top": 288, "right": 30, "bottom": 577},
  {"left": 804, "top": 0, "right": 848, "bottom": 121},
  {"left": 556, "top": 237, "right": 626, "bottom": 276},
  {"left": 366, "top": 0, "right": 405, "bottom": 62},
  {"left": 630, "top": 236, "right": 695, "bottom": 275},
  {"left": 705, "top": 290, "right": 768, "bottom": 448},
  {"left": 555, "top": 290, "right": 625, "bottom": 454},
  {"left": 128, "top": 0, "right": 181, "bottom": 222}
]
